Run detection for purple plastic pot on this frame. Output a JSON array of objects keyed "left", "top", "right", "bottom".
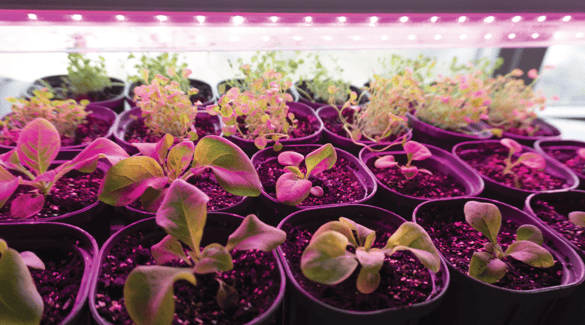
[
  {"left": 89, "top": 214, "right": 286, "bottom": 325},
  {"left": 0, "top": 222, "right": 98, "bottom": 325},
  {"left": 0, "top": 104, "right": 118, "bottom": 161},
  {"left": 113, "top": 107, "right": 222, "bottom": 155},
  {"left": 276, "top": 204, "right": 450, "bottom": 325},
  {"left": 126, "top": 78, "right": 216, "bottom": 108},
  {"left": 414, "top": 197, "right": 585, "bottom": 325},
  {"left": 359, "top": 144, "right": 484, "bottom": 218},
  {"left": 524, "top": 190, "right": 585, "bottom": 325},
  {"left": 251, "top": 144, "right": 377, "bottom": 226},
  {"left": 27, "top": 75, "right": 126, "bottom": 113},
  {"left": 452, "top": 140, "right": 579, "bottom": 208},
  {"left": 500, "top": 118, "right": 561, "bottom": 147},
  {"left": 295, "top": 80, "right": 368, "bottom": 110},
  {"left": 535, "top": 138, "right": 585, "bottom": 189},
  {"left": 317, "top": 105, "right": 413, "bottom": 156},
  {"left": 226, "top": 102, "right": 324, "bottom": 156},
  {"left": 407, "top": 112, "right": 492, "bottom": 151}
]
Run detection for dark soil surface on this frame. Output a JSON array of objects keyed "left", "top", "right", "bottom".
[
  {"left": 69, "top": 85, "right": 124, "bottom": 103},
  {"left": 129, "top": 169, "right": 244, "bottom": 212},
  {"left": 256, "top": 147, "right": 366, "bottom": 206},
  {"left": 1, "top": 114, "right": 112, "bottom": 147},
  {"left": 370, "top": 162, "right": 466, "bottom": 199},
  {"left": 234, "top": 113, "right": 317, "bottom": 141},
  {"left": 280, "top": 221, "right": 434, "bottom": 311},
  {"left": 124, "top": 114, "right": 220, "bottom": 144},
  {"left": 0, "top": 169, "right": 103, "bottom": 221},
  {"left": 544, "top": 148, "right": 585, "bottom": 176},
  {"left": 418, "top": 203, "right": 563, "bottom": 290},
  {"left": 456, "top": 142, "right": 568, "bottom": 191},
  {"left": 28, "top": 242, "right": 84, "bottom": 325},
  {"left": 95, "top": 226, "right": 281, "bottom": 325},
  {"left": 531, "top": 198, "right": 585, "bottom": 252},
  {"left": 130, "top": 79, "right": 214, "bottom": 104}
]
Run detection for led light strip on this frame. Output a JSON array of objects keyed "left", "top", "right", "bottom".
[{"left": 0, "top": 10, "right": 584, "bottom": 52}]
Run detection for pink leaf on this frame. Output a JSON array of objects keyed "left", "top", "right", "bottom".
[
  {"left": 58, "top": 138, "right": 129, "bottom": 174},
  {"left": 0, "top": 177, "right": 19, "bottom": 208},
  {"left": 34, "top": 170, "right": 56, "bottom": 182},
  {"left": 16, "top": 118, "right": 60, "bottom": 174},
  {"left": 275, "top": 173, "right": 312, "bottom": 206},
  {"left": 418, "top": 168, "right": 433, "bottom": 175},
  {"left": 518, "top": 153, "right": 546, "bottom": 170},
  {"left": 310, "top": 186, "right": 324, "bottom": 197},
  {"left": 401, "top": 166, "right": 419, "bottom": 180},
  {"left": 528, "top": 69, "right": 539, "bottom": 79},
  {"left": 577, "top": 148, "right": 585, "bottom": 160},
  {"left": 404, "top": 141, "right": 432, "bottom": 161},
  {"left": 134, "top": 134, "right": 174, "bottom": 165},
  {"left": 277, "top": 151, "right": 304, "bottom": 167},
  {"left": 0, "top": 150, "right": 22, "bottom": 170},
  {"left": 254, "top": 136, "right": 268, "bottom": 150},
  {"left": 500, "top": 138, "right": 523, "bottom": 154},
  {"left": 10, "top": 193, "right": 45, "bottom": 219},
  {"left": 101, "top": 176, "right": 168, "bottom": 207},
  {"left": 374, "top": 155, "right": 398, "bottom": 169}
]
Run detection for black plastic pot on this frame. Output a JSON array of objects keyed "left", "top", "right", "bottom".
[
  {"left": 359, "top": 144, "right": 484, "bottom": 219},
  {"left": 535, "top": 138, "right": 585, "bottom": 189},
  {"left": 27, "top": 75, "right": 126, "bottom": 113},
  {"left": 407, "top": 112, "right": 492, "bottom": 151},
  {"left": 0, "top": 104, "right": 118, "bottom": 161},
  {"left": 126, "top": 78, "right": 216, "bottom": 108},
  {"left": 276, "top": 204, "right": 450, "bottom": 325},
  {"left": 251, "top": 144, "right": 377, "bottom": 226},
  {"left": 88, "top": 214, "right": 286, "bottom": 325},
  {"left": 414, "top": 197, "right": 585, "bottom": 325},
  {"left": 452, "top": 140, "right": 579, "bottom": 208},
  {"left": 500, "top": 118, "right": 561, "bottom": 147},
  {"left": 113, "top": 107, "right": 222, "bottom": 155},
  {"left": 295, "top": 80, "right": 368, "bottom": 110},
  {"left": 0, "top": 222, "right": 98, "bottom": 325}
]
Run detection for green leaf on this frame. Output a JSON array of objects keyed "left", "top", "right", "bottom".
[
  {"left": 464, "top": 201, "right": 502, "bottom": 244},
  {"left": 283, "top": 166, "right": 304, "bottom": 179},
  {"left": 134, "top": 134, "right": 174, "bottom": 166},
  {"left": 0, "top": 240, "right": 44, "bottom": 325},
  {"left": 355, "top": 248, "right": 385, "bottom": 294},
  {"left": 310, "top": 220, "right": 357, "bottom": 247},
  {"left": 469, "top": 251, "right": 507, "bottom": 284},
  {"left": 305, "top": 143, "right": 337, "bottom": 176},
  {"left": 225, "top": 214, "right": 286, "bottom": 251},
  {"left": 505, "top": 241, "right": 555, "bottom": 268},
  {"left": 156, "top": 179, "right": 209, "bottom": 257},
  {"left": 192, "top": 136, "right": 262, "bottom": 197},
  {"left": 568, "top": 211, "right": 585, "bottom": 228},
  {"left": 516, "top": 224, "right": 544, "bottom": 246},
  {"left": 383, "top": 222, "right": 441, "bottom": 273},
  {"left": 193, "top": 243, "right": 233, "bottom": 274},
  {"left": 301, "top": 230, "right": 358, "bottom": 285},
  {"left": 16, "top": 118, "right": 60, "bottom": 175},
  {"left": 98, "top": 156, "right": 167, "bottom": 207},
  {"left": 166, "top": 141, "right": 194, "bottom": 180},
  {"left": 216, "top": 279, "right": 239, "bottom": 310},
  {"left": 339, "top": 217, "right": 375, "bottom": 248},
  {"left": 124, "top": 266, "right": 196, "bottom": 325},
  {"left": 151, "top": 235, "right": 191, "bottom": 266}
]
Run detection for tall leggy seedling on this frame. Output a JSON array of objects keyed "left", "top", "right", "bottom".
[{"left": 374, "top": 141, "right": 433, "bottom": 180}]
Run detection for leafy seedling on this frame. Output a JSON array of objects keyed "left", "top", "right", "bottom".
[
  {"left": 374, "top": 141, "right": 433, "bottom": 180},
  {"left": 275, "top": 144, "right": 336, "bottom": 206},
  {"left": 301, "top": 217, "right": 441, "bottom": 294},
  {"left": 0, "top": 118, "right": 129, "bottom": 219},
  {"left": 500, "top": 138, "right": 546, "bottom": 189},
  {"left": 464, "top": 201, "right": 554, "bottom": 284},
  {"left": 123, "top": 179, "right": 286, "bottom": 325},
  {"left": 98, "top": 134, "right": 262, "bottom": 212}
]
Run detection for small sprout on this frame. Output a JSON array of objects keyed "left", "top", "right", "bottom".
[
  {"left": 124, "top": 179, "right": 286, "bottom": 325},
  {"left": 0, "top": 118, "right": 129, "bottom": 219},
  {"left": 64, "top": 53, "right": 113, "bottom": 96},
  {"left": 499, "top": 138, "right": 546, "bottom": 189},
  {"left": 568, "top": 211, "right": 585, "bottom": 228},
  {"left": 374, "top": 141, "right": 433, "bottom": 180},
  {"left": 0, "top": 238, "right": 44, "bottom": 325},
  {"left": 275, "top": 144, "right": 336, "bottom": 206},
  {"left": 464, "top": 201, "right": 554, "bottom": 284},
  {"left": 98, "top": 134, "right": 262, "bottom": 212},
  {"left": 301, "top": 218, "right": 441, "bottom": 294},
  {"left": 127, "top": 53, "right": 193, "bottom": 94}
]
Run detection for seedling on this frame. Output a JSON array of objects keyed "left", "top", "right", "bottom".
[
  {"left": 296, "top": 53, "right": 351, "bottom": 105},
  {"left": 134, "top": 69, "right": 200, "bottom": 141},
  {"left": 63, "top": 53, "right": 113, "bottom": 96},
  {"left": 0, "top": 238, "right": 45, "bottom": 325},
  {"left": 98, "top": 134, "right": 262, "bottom": 212},
  {"left": 208, "top": 69, "right": 295, "bottom": 150},
  {"left": 0, "top": 118, "right": 129, "bottom": 219},
  {"left": 500, "top": 138, "right": 546, "bottom": 189},
  {"left": 464, "top": 201, "right": 554, "bottom": 284},
  {"left": 448, "top": 57, "right": 504, "bottom": 81},
  {"left": 4, "top": 88, "right": 89, "bottom": 141},
  {"left": 123, "top": 179, "right": 286, "bottom": 325},
  {"left": 378, "top": 53, "right": 437, "bottom": 85},
  {"left": 127, "top": 52, "right": 191, "bottom": 94},
  {"left": 301, "top": 217, "right": 441, "bottom": 294},
  {"left": 374, "top": 141, "right": 433, "bottom": 180},
  {"left": 275, "top": 144, "right": 336, "bottom": 206}
]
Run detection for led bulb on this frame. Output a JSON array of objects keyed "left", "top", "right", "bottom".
[
  {"left": 577, "top": 32, "right": 584, "bottom": 38},
  {"left": 381, "top": 35, "right": 389, "bottom": 40},
  {"left": 537, "top": 16, "right": 546, "bottom": 22},
  {"left": 28, "top": 13, "right": 37, "bottom": 20},
  {"left": 563, "top": 15, "right": 572, "bottom": 22},
  {"left": 408, "top": 35, "right": 416, "bottom": 40},
  {"left": 484, "top": 16, "right": 494, "bottom": 23},
  {"left": 485, "top": 33, "right": 492, "bottom": 39},
  {"left": 321, "top": 35, "right": 333, "bottom": 41},
  {"left": 270, "top": 16, "right": 278, "bottom": 23},
  {"left": 262, "top": 36, "right": 270, "bottom": 41},
  {"left": 370, "top": 16, "right": 378, "bottom": 24},
  {"left": 435, "top": 34, "right": 442, "bottom": 40},
  {"left": 116, "top": 15, "right": 125, "bottom": 21},
  {"left": 430, "top": 16, "right": 438, "bottom": 22},
  {"left": 512, "top": 16, "right": 522, "bottom": 22},
  {"left": 233, "top": 16, "right": 244, "bottom": 25},
  {"left": 156, "top": 15, "right": 167, "bottom": 22},
  {"left": 292, "top": 35, "right": 303, "bottom": 41},
  {"left": 460, "top": 34, "right": 467, "bottom": 40},
  {"left": 532, "top": 33, "right": 539, "bottom": 39},
  {"left": 196, "top": 15, "right": 205, "bottom": 23},
  {"left": 72, "top": 14, "right": 82, "bottom": 21},
  {"left": 350, "top": 35, "right": 362, "bottom": 41},
  {"left": 305, "top": 16, "right": 312, "bottom": 23},
  {"left": 400, "top": 16, "right": 408, "bottom": 23},
  {"left": 458, "top": 16, "right": 467, "bottom": 23},
  {"left": 508, "top": 33, "right": 516, "bottom": 39},
  {"left": 338, "top": 16, "right": 346, "bottom": 23}
]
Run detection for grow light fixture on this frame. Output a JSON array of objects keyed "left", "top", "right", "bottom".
[{"left": 0, "top": 11, "right": 584, "bottom": 52}]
